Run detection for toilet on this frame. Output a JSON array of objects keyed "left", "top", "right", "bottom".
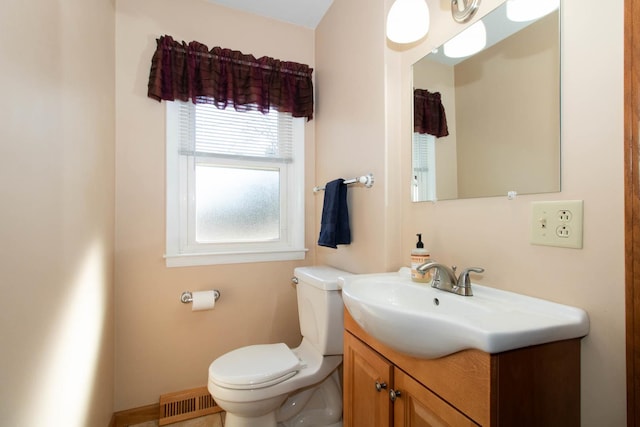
[{"left": 208, "top": 266, "right": 351, "bottom": 427}]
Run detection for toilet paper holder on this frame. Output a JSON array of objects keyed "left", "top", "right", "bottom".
[{"left": 180, "top": 290, "right": 221, "bottom": 304}]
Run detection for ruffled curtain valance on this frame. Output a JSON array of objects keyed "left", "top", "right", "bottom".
[
  {"left": 147, "top": 35, "right": 315, "bottom": 120},
  {"left": 414, "top": 89, "right": 449, "bottom": 137}
]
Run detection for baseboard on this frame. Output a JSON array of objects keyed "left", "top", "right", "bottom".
[{"left": 110, "top": 403, "right": 159, "bottom": 427}]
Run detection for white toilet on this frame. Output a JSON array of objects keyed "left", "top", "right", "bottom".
[{"left": 208, "top": 266, "right": 351, "bottom": 427}]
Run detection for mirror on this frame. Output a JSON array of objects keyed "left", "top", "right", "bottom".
[{"left": 412, "top": 1, "right": 560, "bottom": 201}]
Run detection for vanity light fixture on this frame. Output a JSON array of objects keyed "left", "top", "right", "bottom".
[
  {"left": 386, "top": 0, "right": 430, "bottom": 44},
  {"left": 506, "top": 0, "right": 559, "bottom": 22},
  {"left": 451, "top": 0, "right": 481, "bottom": 23},
  {"left": 386, "top": 0, "right": 484, "bottom": 44},
  {"left": 443, "top": 20, "right": 487, "bottom": 58}
]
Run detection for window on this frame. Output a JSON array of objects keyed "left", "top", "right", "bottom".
[
  {"left": 412, "top": 132, "right": 436, "bottom": 202},
  {"left": 165, "top": 101, "right": 306, "bottom": 267}
]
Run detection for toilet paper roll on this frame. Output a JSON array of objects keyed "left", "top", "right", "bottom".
[{"left": 191, "top": 290, "right": 216, "bottom": 311}]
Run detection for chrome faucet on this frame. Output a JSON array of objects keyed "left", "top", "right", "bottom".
[{"left": 416, "top": 262, "right": 484, "bottom": 296}]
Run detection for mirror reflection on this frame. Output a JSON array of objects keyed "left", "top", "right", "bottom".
[{"left": 412, "top": 1, "right": 560, "bottom": 202}]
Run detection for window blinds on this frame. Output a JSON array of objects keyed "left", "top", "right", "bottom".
[
  {"left": 412, "top": 132, "right": 436, "bottom": 201},
  {"left": 176, "top": 102, "right": 294, "bottom": 162}
]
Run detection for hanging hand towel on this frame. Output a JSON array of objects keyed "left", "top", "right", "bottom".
[{"left": 318, "top": 179, "right": 351, "bottom": 248}]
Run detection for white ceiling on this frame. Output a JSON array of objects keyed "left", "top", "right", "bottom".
[{"left": 207, "top": 0, "right": 334, "bottom": 29}]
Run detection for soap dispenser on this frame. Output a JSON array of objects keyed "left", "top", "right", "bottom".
[{"left": 411, "top": 233, "right": 432, "bottom": 283}]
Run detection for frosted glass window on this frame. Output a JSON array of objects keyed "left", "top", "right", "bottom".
[
  {"left": 165, "top": 100, "right": 305, "bottom": 267},
  {"left": 195, "top": 165, "right": 280, "bottom": 243}
]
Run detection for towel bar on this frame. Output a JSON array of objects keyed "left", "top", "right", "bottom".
[{"left": 313, "top": 173, "right": 374, "bottom": 193}]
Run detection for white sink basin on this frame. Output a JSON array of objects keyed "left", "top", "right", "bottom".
[{"left": 340, "top": 268, "right": 589, "bottom": 359}]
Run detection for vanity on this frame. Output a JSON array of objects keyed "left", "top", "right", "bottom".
[
  {"left": 340, "top": 270, "right": 589, "bottom": 426},
  {"left": 344, "top": 309, "right": 580, "bottom": 426}
]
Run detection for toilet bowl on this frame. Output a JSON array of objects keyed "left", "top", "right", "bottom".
[{"left": 207, "top": 266, "right": 351, "bottom": 427}]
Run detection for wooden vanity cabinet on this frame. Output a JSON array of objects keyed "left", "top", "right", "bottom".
[
  {"left": 344, "top": 330, "right": 479, "bottom": 427},
  {"left": 343, "top": 309, "right": 581, "bottom": 427},
  {"left": 343, "top": 331, "right": 393, "bottom": 427}
]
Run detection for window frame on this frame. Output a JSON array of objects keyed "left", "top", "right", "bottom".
[{"left": 165, "top": 101, "right": 307, "bottom": 267}]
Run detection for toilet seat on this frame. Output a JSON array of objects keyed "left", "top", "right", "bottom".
[{"left": 209, "top": 343, "right": 303, "bottom": 390}]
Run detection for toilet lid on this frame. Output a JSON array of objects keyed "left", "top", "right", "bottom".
[{"left": 209, "top": 343, "right": 302, "bottom": 390}]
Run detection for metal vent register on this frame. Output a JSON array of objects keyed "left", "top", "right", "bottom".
[{"left": 159, "top": 386, "right": 221, "bottom": 425}]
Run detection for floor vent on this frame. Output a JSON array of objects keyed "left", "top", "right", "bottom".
[{"left": 158, "top": 386, "right": 221, "bottom": 426}]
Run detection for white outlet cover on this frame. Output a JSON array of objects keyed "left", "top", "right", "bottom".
[{"left": 531, "top": 200, "right": 584, "bottom": 249}]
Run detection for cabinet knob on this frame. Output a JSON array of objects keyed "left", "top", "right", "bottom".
[
  {"left": 375, "top": 381, "right": 387, "bottom": 392},
  {"left": 389, "top": 389, "right": 402, "bottom": 401}
]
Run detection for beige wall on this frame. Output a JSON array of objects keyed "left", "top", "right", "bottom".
[
  {"left": 114, "top": 0, "right": 316, "bottom": 410},
  {"left": 315, "top": 0, "right": 403, "bottom": 273},
  {"left": 0, "top": 0, "right": 116, "bottom": 425}
]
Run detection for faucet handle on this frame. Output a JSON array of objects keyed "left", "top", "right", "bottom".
[{"left": 457, "top": 267, "right": 485, "bottom": 288}]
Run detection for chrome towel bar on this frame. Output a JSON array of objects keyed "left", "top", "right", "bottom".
[{"left": 313, "top": 173, "right": 374, "bottom": 193}]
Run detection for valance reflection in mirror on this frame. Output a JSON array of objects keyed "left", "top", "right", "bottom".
[{"left": 412, "top": 1, "right": 560, "bottom": 202}]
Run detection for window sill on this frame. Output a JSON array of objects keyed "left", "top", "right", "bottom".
[{"left": 164, "top": 248, "right": 308, "bottom": 267}]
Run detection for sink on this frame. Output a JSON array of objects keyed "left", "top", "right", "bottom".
[{"left": 340, "top": 268, "right": 589, "bottom": 359}]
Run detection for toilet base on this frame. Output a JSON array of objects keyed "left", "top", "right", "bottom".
[
  {"left": 277, "top": 369, "right": 342, "bottom": 427},
  {"left": 225, "top": 412, "right": 277, "bottom": 427},
  {"left": 221, "top": 369, "right": 342, "bottom": 427},
  {"left": 224, "top": 411, "right": 342, "bottom": 427}
]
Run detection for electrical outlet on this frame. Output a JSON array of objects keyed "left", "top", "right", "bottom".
[
  {"left": 558, "top": 210, "right": 572, "bottom": 222},
  {"left": 556, "top": 224, "right": 571, "bottom": 238},
  {"left": 531, "top": 200, "right": 583, "bottom": 249}
]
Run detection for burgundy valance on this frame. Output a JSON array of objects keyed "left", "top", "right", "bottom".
[
  {"left": 414, "top": 89, "right": 449, "bottom": 137},
  {"left": 148, "top": 35, "right": 314, "bottom": 120}
]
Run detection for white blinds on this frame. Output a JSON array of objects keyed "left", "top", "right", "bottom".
[
  {"left": 176, "top": 102, "right": 294, "bottom": 162},
  {"left": 412, "top": 132, "right": 434, "bottom": 173},
  {"left": 412, "top": 132, "right": 436, "bottom": 201}
]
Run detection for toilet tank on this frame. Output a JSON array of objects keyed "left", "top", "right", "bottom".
[{"left": 293, "top": 266, "right": 352, "bottom": 356}]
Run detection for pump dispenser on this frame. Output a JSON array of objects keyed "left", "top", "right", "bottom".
[{"left": 411, "top": 233, "right": 432, "bottom": 283}]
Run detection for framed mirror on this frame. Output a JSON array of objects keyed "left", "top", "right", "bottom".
[{"left": 412, "top": 0, "right": 561, "bottom": 202}]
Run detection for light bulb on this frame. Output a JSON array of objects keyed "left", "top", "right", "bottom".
[
  {"left": 443, "top": 20, "right": 487, "bottom": 58},
  {"left": 386, "top": 0, "right": 430, "bottom": 44}
]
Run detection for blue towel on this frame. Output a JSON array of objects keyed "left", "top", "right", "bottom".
[{"left": 318, "top": 179, "right": 351, "bottom": 248}]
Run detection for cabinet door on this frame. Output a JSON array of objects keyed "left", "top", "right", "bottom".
[
  {"left": 344, "top": 332, "right": 393, "bottom": 427},
  {"left": 393, "top": 369, "right": 479, "bottom": 427}
]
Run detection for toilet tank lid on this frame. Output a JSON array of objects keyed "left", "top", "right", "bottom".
[{"left": 294, "top": 266, "right": 352, "bottom": 291}]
